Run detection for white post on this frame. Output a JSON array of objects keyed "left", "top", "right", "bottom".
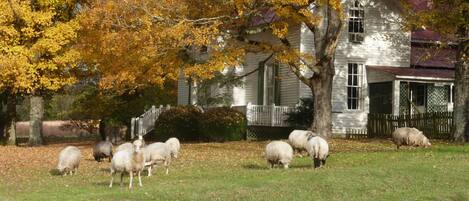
[
  {"left": 271, "top": 104, "right": 275, "bottom": 126},
  {"left": 130, "top": 118, "right": 135, "bottom": 139},
  {"left": 246, "top": 102, "right": 252, "bottom": 126},
  {"left": 138, "top": 118, "right": 143, "bottom": 136}
]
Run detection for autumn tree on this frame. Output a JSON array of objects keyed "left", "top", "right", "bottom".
[
  {"left": 78, "top": 0, "right": 343, "bottom": 138},
  {"left": 401, "top": 0, "right": 468, "bottom": 142},
  {"left": 0, "top": 0, "right": 81, "bottom": 146}
]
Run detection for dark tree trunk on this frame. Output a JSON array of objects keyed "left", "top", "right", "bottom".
[
  {"left": 4, "top": 94, "right": 17, "bottom": 145},
  {"left": 28, "top": 95, "right": 44, "bottom": 146},
  {"left": 99, "top": 119, "right": 106, "bottom": 141},
  {"left": 309, "top": 60, "right": 334, "bottom": 138},
  {"left": 453, "top": 36, "right": 469, "bottom": 143}
]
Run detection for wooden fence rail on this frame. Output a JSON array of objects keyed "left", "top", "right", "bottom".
[{"left": 367, "top": 112, "right": 453, "bottom": 139}]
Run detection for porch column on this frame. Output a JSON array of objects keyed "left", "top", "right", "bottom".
[{"left": 392, "top": 80, "right": 400, "bottom": 115}]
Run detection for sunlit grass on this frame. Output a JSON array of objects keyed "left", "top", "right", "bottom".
[{"left": 0, "top": 139, "right": 467, "bottom": 201}]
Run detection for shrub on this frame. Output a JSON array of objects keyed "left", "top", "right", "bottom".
[
  {"left": 199, "top": 107, "right": 247, "bottom": 142},
  {"left": 154, "top": 106, "right": 202, "bottom": 141},
  {"left": 285, "top": 98, "right": 314, "bottom": 129}
]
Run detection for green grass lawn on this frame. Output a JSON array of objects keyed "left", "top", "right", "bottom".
[{"left": 0, "top": 139, "right": 468, "bottom": 201}]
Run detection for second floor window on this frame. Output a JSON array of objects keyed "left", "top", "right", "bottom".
[
  {"left": 349, "top": 0, "right": 364, "bottom": 43},
  {"left": 347, "top": 63, "right": 363, "bottom": 110}
]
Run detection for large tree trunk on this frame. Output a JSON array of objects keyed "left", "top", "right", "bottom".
[
  {"left": 3, "top": 94, "right": 17, "bottom": 145},
  {"left": 453, "top": 37, "right": 469, "bottom": 143},
  {"left": 28, "top": 95, "right": 44, "bottom": 146},
  {"left": 309, "top": 61, "right": 334, "bottom": 138}
]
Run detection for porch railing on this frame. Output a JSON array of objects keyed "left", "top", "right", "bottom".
[
  {"left": 233, "top": 103, "right": 297, "bottom": 127},
  {"left": 130, "top": 103, "right": 297, "bottom": 138},
  {"left": 130, "top": 105, "right": 171, "bottom": 138}
]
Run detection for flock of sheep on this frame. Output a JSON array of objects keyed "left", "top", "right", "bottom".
[
  {"left": 57, "top": 136, "right": 180, "bottom": 189},
  {"left": 55, "top": 126, "right": 431, "bottom": 188},
  {"left": 265, "top": 127, "right": 431, "bottom": 169}
]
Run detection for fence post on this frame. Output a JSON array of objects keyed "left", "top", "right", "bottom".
[
  {"left": 271, "top": 104, "right": 275, "bottom": 126},
  {"left": 130, "top": 118, "right": 135, "bottom": 139},
  {"left": 246, "top": 102, "right": 252, "bottom": 126}
]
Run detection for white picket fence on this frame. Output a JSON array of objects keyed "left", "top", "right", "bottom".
[
  {"left": 130, "top": 105, "right": 171, "bottom": 138},
  {"left": 232, "top": 103, "right": 297, "bottom": 127},
  {"left": 130, "top": 103, "right": 297, "bottom": 138}
]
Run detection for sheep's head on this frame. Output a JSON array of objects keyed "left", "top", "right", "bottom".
[
  {"left": 422, "top": 136, "right": 431, "bottom": 148},
  {"left": 133, "top": 140, "right": 143, "bottom": 151}
]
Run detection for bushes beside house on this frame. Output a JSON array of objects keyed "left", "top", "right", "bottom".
[
  {"left": 154, "top": 106, "right": 202, "bottom": 141},
  {"left": 154, "top": 106, "right": 247, "bottom": 142},
  {"left": 199, "top": 107, "right": 247, "bottom": 142},
  {"left": 285, "top": 98, "right": 314, "bottom": 129}
]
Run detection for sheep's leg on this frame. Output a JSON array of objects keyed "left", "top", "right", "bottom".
[
  {"left": 109, "top": 172, "right": 114, "bottom": 188},
  {"left": 321, "top": 159, "right": 326, "bottom": 166},
  {"left": 129, "top": 172, "right": 133, "bottom": 189},
  {"left": 165, "top": 160, "right": 170, "bottom": 175},
  {"left": 313, "top": 158, "right": 321, "bottom": 168},
  {"left": 120, "top": 173, "right": 124, "bottom": 187},
  {"left": 138, "top": 171, "right": 142, "bottom": 187},
  {"left": 147, "top": 165, "right": 152, "bottom": 177}
]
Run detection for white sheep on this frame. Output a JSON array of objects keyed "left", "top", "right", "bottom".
[
  {"left": 93, "top": 140, "right": 113, "bottom": 162},
  {"left": 165, "top": 137, "right": 181, "bottom": 159},
  {"left": 265, "top": 141, "right": 293, "bottom": 169},
  {"left": 109, "top": 140, "right": 145, "bottom": 189},
  {"left": 305, "top": 136, "right": 329, "bottom": 168},
  {"left": 392, "top": 127, "right": 431, "bottom": 149},
  {"left": 143, "top": 142, "right": 172, "bottom": 176},
  {"left": 288, "top": 130, "right": 316, "bottom": 157},
  {"left": 57, "top": 146, "right": 81, "bottom": 176},
  {"left": 116, "top": 142, "right": 133, "bottom": 152}
]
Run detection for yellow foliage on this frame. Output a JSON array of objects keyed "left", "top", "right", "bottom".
[{"left": 0, "top": 0, "right": 80, "bottom": 94}]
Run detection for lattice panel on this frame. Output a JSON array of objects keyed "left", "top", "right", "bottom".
[
  {"left": 427, "top": 85, "right": 449, "bottom": 112},
  {"left": 399, "top": 82, "right": 410, "bottom": 114}
]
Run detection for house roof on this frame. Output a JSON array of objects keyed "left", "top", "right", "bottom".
[
  {"left": 367, "top": 66, "right": 454, "bottom": 80},
  {"left": 411, "top": 47, "right": 456, "bottom": 68}
]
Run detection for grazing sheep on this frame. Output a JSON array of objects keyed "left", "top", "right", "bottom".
[
  {"left": 93, "top": 140, "right": 113, "bottom": 162},
  {"left": 305, "top": 136, "right": 329, "bottom": 168},
  {"left": 143, "top": 142, "right": 172, "bottom": 176},
  {"left": 265, "top": 141, "right": 293, "bottom": 169},
  {"left": 288, "top": 130, "right": 316, "bottom": 157},
  {"left": 306, "top": 136, "right": 329, "bottom": 168},
  {"left": 109, "top": 140, "right": 145, "bottom": 189},
  {"left": 116, "top": 142, "right": 133, "bottom": 152},
  {"left": 165, "top": 137, "right": 181, "bottom": 159},
  {"left": 392, "top": 127, "right": 432, "bottom": 149},
  {"left": 57, "top": 146, "right": 81, "bottom": 176}
]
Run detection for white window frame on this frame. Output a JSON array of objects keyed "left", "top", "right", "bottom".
[
  {"left": 348, "top": 0, "right": 365, "bottom": 43},
  {"left": 346, "top": 63, "right": 364, "bottom": 110}
]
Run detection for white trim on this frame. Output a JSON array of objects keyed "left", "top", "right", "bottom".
[{"left": 395, "top": 75, "right": 454, "bottom": 81}]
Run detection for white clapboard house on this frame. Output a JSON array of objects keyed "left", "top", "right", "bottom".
[{"left": 177, "top": 0, "right": 455, "bottom": 135}]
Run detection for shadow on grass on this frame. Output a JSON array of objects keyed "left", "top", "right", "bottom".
[
  {"left": 243, "top": 163, "right": 313, "bottom": 170},
  {"left": 49, "top": 169, "right": 62, "bottom": 176}
]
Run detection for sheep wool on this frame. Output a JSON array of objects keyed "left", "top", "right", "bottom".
[
  {"left": 109, "top": 140, "right": 145, "bottom": 189},
  {"left": 93, "top": 140, "right": 113, "bottom": 162},
  {"left": 305, "top": 136, "right": 329, "bottom": 168},
  {"left": 165, "top": 137, "right": 181, "bottom": 159},
  {"left": 288, "top": 130, "right": 315, "bottom": 156},
  {"left": 265, "top": 141, "right": 293, "bottom": 169},
  {"left": 392, "top": 127, "right": 431, "bottom": 149},
  {"left": 57, "top": 146, "right": 81, "bottom": 176},
  {"left": 116, "top": 142, "right": 133, "bottom": 152},
  {"left": 143, "top": 142, "right": 172, "bottom": 176}
]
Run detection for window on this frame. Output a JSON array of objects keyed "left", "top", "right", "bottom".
[
  {"left": 347, "top": 63, "right": 363, "bottom": 110},
  {"left": 348, "top": 0, "right": 364, "bottom": 43}
]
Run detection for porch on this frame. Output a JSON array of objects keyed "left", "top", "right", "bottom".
[{"left": 367, "top": 66, "right": 454, "bottom": 115}]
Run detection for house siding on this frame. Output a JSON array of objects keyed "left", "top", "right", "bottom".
[{"left": 298, "top": 0, "right": 411, "bottom": 134}]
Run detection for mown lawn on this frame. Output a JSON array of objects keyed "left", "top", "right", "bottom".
[{"left": 0, "top": 139, "right": 468, "bottom": 201}]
